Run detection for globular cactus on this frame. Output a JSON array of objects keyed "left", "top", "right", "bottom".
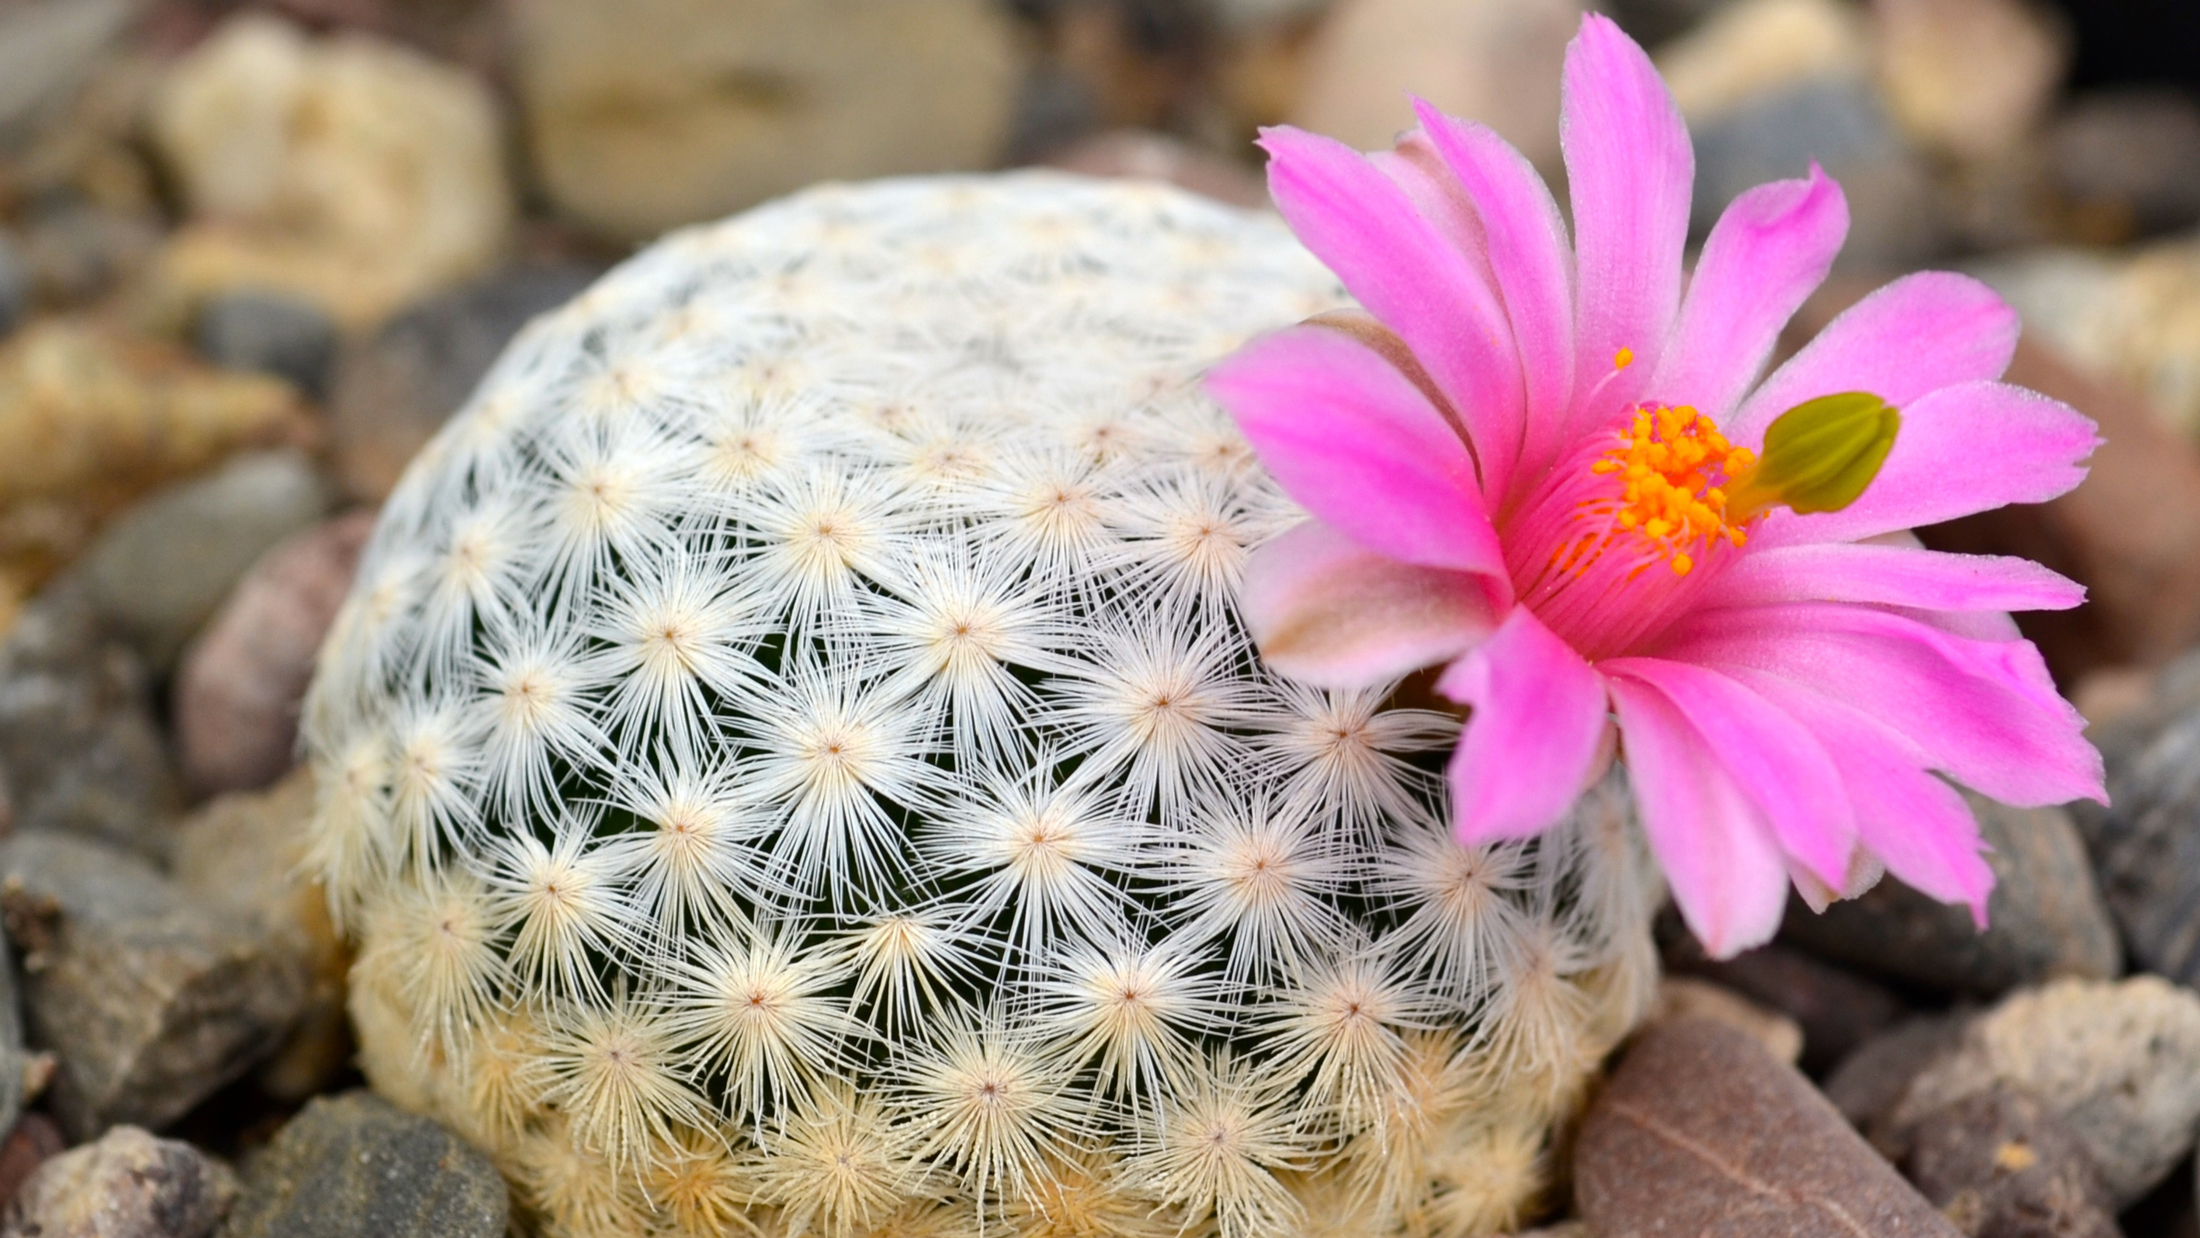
[{"left": 306, "top": 174, "right": 1662, "bottom": 1238}]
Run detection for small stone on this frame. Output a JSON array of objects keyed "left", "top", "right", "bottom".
[
  {"left": 149, "top": 13, "right": 512, "bottom": 330},
  {"left": 1900, "top": 1086, "right": 2120, "bottom": 1238},
  {"left": 0, "top": 1126, "right": 234, "bottom": 1238},
  {"left": 0, "top": 234, "right": 28, "bottom": 341},
  {"left": 172, "top": 511, "right": 373, "bottom": 796},
  {"left": 170, "top": 770, "right": 348, "bottom": 1102},
  {"left": 77, "top": 449, "right": 334, "bottom": 675},
  {"left": 1824, "top": 1011, "right": 1973, "bottom": 1132},
  {"left": 0, "top": 0, "right": 134, "bottom": 151},
  {"left": 1655, "top": 0, "right": 1870, "bottom": 124},
  {"left": 2045, "top": 89, "right": 2200, "bottom": 242},
  {"left": 192, "top": 290, "right": 337, "bottom": 402},
  {"left": 17, "top": 198, "right": 162, "bottom": 308},
  {"left": 1289, "top": 0, "right": 1582, "bottom": 176},
  {"left": 1871, "top": 0, "right": 2069, "bottom": 165},
  {"left": 1651, "top": 977, "right": 1804, "bottom": 1065},
  {"left": 222, "top": 1091, "right": 506, "bottom": 1238},
  {"left": 0, "top": 581, "right": 179, "bottom": 857},
  {"left": 1778, "top": 791, "right": 2120, "bottom": 997},
  {"left": 2081, "top": 656, "right": 2200, "bottom": 988},
  {"left": 1662, "top": 930, "right": 1907, "bottom": 1074},
  {"left": 1886, "top": 977, "right": 2200, "bottom": 1207},
  {"left": 1576, "top": 1017, "right": 1961, "bottom": 1236},
  {"left": 514, "top": 0, "right": 1020, "bottom": 243},
  {"left": 0, "top": 832, "right": 311, "bottom": 1138},
  {"left": 328, "top": 262, "right": 599, "bottom": 500},
  {"left": 1600, "top": 0, "right": 1741, "bottom": 47},
  {"left": 0, "top": 1115, "right": 65, "bottom": 1212},
  {"left": 1039, "top": 131, "right": 1268, "bottom": 209}
]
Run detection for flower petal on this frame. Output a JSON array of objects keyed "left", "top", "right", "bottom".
[
  {"left": 1731, "top": 271, "right": 2020, "bottom": 445},
  {"left": 1740, "top": 670, "right": 1995, "bottom": 923},
  {"left": 1603, "top": 657, "right": 1856, "bottom": 889},
  {"left": 1660, "top": 601, "right": 2105, "bottom": 807},
  {"left": 1652, "top": 165, "right": 1848, "bottom": 423},
  {"left": 1701, "top": 543, "right": 2086, "bottom": 612},
  {"left": 1433, "top": 607, "right": 1609, "bottom": 844},
  {"left": 1562, "top": 13, "right": 1693, "bottom": 414},
  {"left": 1259, "top": 124, "right": 1527, "bottom": 497},
  {"left": 1609, "top": 675, "right": 1789, "bottom": 958},
  {"left": 1410, "top": 98, "right": 1578, "bottom": 494},
  {"left": 1755, "top": 380, "right": 2099, "bottom": 547},
  {"left": 1207, "top": 325, "right": 1509, "bottom": 581},
  {"left": 1241, "top": 520, "right": 1499, "bottom": 688}
]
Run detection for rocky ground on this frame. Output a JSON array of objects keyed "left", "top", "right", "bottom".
[{"left": 0, "top": 0, "right": 2186, "bottom": 1235}]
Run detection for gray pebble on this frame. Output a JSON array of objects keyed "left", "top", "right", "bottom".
[
  {"left": 192, "top": 292, "right": 338, "bottom": 402},
  {"left": 223, "top": 1091, "right": 506, "bottom": 1238}
]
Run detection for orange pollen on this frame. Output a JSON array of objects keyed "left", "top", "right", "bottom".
[{"left": 1584, "top": 403, "right": 1754, "bottom": 576}]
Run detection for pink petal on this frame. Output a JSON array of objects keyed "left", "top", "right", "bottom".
[
  {"left": 1609, "top": 675, "right": 1790, "bottom": 958},
  {"left": 1603, "top": 657, "right": 1856, "bottom": 889},
  {"left": 1433, "top": 607, "right": 1609, "bottom": 844},
  {"left": 1730, "top": 271, "right": 2020, "bottom": 445},
  {"left": 1651, "top": 166, "right": 1849, "bottom": 423},
  {"left": 1561, "top": 14, "right": 1694, "bottom": 416},
  {"left": 1369, "top": 135, "right": 1499, "bottom": 297},
  {"left": 1755, "top": 380, "right": 2099, "bottom": 547},
  {"left": 1410, "top": 99, "right": 1578, "bottom": 494},
  {"left": 1741, "top": 671, "right": 1994, "bottom": 923},
  {"left": 1207, "top": 326, "right": 1508, "bottom": 581},
  {"left": 1661, "top": 601, "right": 2105, "bottom": 807},
  {"left": 1241, "top": 520, "right": 1499, "bottom": 689},
  {"left": 1259, "top": 125, "right": 1527, "bottom": 498},
  {"left": 1701, "top": 543, "right": 2086, "bottom": 612}
]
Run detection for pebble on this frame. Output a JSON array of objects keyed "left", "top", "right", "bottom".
[
  {"left": 1825, "top": 1011, "right": 1974, "bottom": 1133},
  {"left": 0, "top": 581, "right": 179, "bottom": 858},
  {"left": 149, "top": 13, "right": 512, "bottom": 330},
  {"left": 0, "top": 1125, "right": 234, "bottom": 1238},
  {"left": 2081, "top": 655, "right": 2200, "bottom": 988},
  {"left": 0, "top": 321, "right": 305, "bottom": 599},
  {"left": 1289, "top": 0, "right": 1581, "bottom": 176},
  {"left": 172, "top": 511, "right": 372, "bottom": 796},
  {"left": 1778, "top": 792, "right": 2120, "bottom": 998},
  {"left": 0, "top": 0, "right": 134, "bottom": 149},
  {"left": 191, "top": 290, "right": 338, "bottom": 402},
  {"left": 2046, "top": 89, "right": 2200, "bottom": 242},
  {"left": 18, "top": 199, "right": 163, "bottom": 309},
  {"left": 1871, "top": 0, "right": 2069, "bottom": 165},
  {"left": 1039, "top": 130, "right": 1268, "bottom": 209},
  {"left": 513, "top": 0, "right": 1019, "bottom": 242},
  {"left": 1650, "top": 976, "right": 1805, "bottom": 1065},
  {"left": 0, "top": 832, "right": 310, "bottom": 1138},
  {"left": 328, "top": 262, "right": 598, "bottom": 500},
  {"left": 222, "top": 1091, "right": 506, "bottom": 1238},
  {"left": 170, "top": 770, "right": 348, "bottom": 1101},
  {"left": 0, "top": 235, "right": 27, "bottom": 342},
  {"left": 77, "top": 449, "right": 334, "bottom": 676},
  {"left": 1885, "top": 977, "right": 2200, "bottom": 1207},
  {"left": 1655, "top": 0, "right": 1870, "bottom": 125},
  {"left": 1900, "top": 1085, "right": 2120, "bottom": 1238},
  {"left": 1575, "top": 1017, "right": 1961, "bottom": 1236},
  {"left": 1661, "top": 930, "right": 1907, "bottom": 1074},
  {"left": 0, "top": 1116, "right": 64, "bottom": 1213}
]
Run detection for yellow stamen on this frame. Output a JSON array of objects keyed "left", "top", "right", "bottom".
[
  {"left": 1590, "top": 403, "right": 1753, "bottom": 575},
  {"left": 1614, "top": 348, "right": 1634, "bottom": 370}
]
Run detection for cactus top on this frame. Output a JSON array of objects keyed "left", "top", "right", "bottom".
[{"left": 306, "top": 174, "right": 1657, "bottom": 1238}]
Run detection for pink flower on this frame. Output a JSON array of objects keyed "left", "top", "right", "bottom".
[{"left": 1206, "top": 13, "right": 2106, "bottom": 957}]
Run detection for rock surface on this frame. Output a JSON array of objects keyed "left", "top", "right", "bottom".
[
  {"left": 1900, "top": 1085, "right": 2121, "bottom": 1238},
  {"left": 78, "top": 449, "right": 333, "bottom": 675},
  {"left": 1289, "top": 0, "right": 1582, "bottom": 176},
  {"left": 1885, "top": 977, "right": 2200, "bottom": 1207},
  {"left": 223, "top": 1091, "right": 505, "bottom": 1238},
  {"left": 1779, "top": 792, "right": 2120, "bottom": 997},
  {"left": 1825, "top": 1011, "right": 1974, "bottom": 1132},
  {"left": 0, "top": 582, "right": 178, "bottom": 857},
  {"left": 513, "top": 0, "right": 1020, "bottom": 242},
  {"left": 149, "top": 13, "right": 512, "bottom": 329},
  {"left": 0, "top": 1116, "right": 65, "bottom": 1216},
  {"left": 0, "top": 1125, "right": 234, "bottom": 1238},
  {"left": 1662, "top": 931, "right": 1907, "bottom": 1074},
  {"left": 1651, "top": 977, "right": 1805, "bottom": 1064},
  {"left": 1576, "top": 1017, "right": 1961, "bottom": 1236},
  {"left": 1871, "top": 0, "right": 2068, "bottom": 164},
  {"left": 2046, "top": 89, "right": 2200, "bottom": 241},
  {"left": 328, "top": 262, "right": 598, "bottom": 500},
  {"left": 192, "top": 290, "right": 337, "bottom": 402},
  {"left": 0, "top": 832, "right": 310, "bottom": 1137},
  {"left": 172, "top": 511, "right": 372, "bottom": 796}
]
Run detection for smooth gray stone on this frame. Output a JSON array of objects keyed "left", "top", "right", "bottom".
[{"left": 224, "top": 1092, "right": 506, "bottom": 1238}]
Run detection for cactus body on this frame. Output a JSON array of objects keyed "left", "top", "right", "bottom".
[{"left": 307, "top": 174, "right": 1659, "bottom": 1238}]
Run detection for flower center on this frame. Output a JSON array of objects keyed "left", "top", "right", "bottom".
[{"left": 1587, "top": 403, "right": 1753, "bottom": 577}]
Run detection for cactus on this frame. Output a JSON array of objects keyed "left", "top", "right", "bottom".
[{"left": 306, "top": 174, "right": 1662, "bottom": 1238}]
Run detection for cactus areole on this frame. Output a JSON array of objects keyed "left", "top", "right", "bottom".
[{"left": 306, "top": 175, "right": 1661, "bottom": 1238}]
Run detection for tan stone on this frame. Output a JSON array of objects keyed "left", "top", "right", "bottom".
[
  {"left": 1289, "top": 0, "right": 1581, "bottom": 175},
  {"left": 149, "top": 14, "right": 511, "bottom": 330},
  {"left": 1650, "top": 976, "right": 1804, "bottom": 1064},
  {"left": 514, "top": 0, "right": 1021, "bottom": 244},
  {"left": 1873, "top": 0, "right": 2068, "bottom": 164},
  {"left": 1654, "top": 0, "right": 1870, "bottom": 124}
]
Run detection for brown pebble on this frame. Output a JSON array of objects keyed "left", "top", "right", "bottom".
[
  {"left": 0, "top": 1115, "right": 63, "bottom": 1209},
  {"left": 1901, "top": 1086, "right": 2119, "bottom": 1238},
  {"left": 1576, "top": 1017, "right": 1962, "bottom": 1237}
]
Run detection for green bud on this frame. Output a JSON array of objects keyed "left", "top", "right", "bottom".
[{"left": 1728, "top": 392, "right": 1899, "bottom": 518}]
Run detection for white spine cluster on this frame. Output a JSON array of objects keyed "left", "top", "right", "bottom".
[{"left": 307, "top": 174, "right": 1661, "bottom": 1238}]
